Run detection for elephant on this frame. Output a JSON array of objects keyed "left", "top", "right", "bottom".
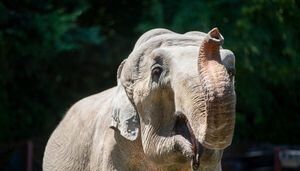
[{"left": 43, "top": 27, "right": 236, "bottom": 171}]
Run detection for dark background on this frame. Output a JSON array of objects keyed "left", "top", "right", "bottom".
[{"left": 0, "top": 0, "right": 299, "bottom": 170}]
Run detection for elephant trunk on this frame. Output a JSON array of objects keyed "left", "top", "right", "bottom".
[{"left": 192, "top": 28, "right": 236, "bottom": 149}]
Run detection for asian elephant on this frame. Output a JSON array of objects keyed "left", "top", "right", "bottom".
[{"left": 43, "top": 28, "right": 236, "bottom": 171}]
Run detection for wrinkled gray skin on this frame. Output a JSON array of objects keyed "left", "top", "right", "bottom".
[{"left": 43, "top": 28, "right": 236, "bottom": 171}]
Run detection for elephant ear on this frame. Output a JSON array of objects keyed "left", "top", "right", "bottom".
[{"left": 110, "top": 60, "right": 139, "bottom": 141}]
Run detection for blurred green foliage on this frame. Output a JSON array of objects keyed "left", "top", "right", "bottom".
[{"left": 0, "top": 0, "right": 299, "bottom": 144}]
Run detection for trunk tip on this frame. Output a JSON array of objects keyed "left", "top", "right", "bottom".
[
  {"left": 207, "top": 27, "right": 224, "bottom": 46},
  {"left": 208, "top": 28, "right": 220, "bottom": 39}
]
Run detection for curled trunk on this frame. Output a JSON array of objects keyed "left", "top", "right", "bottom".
[{"left": 193, "top": 28, "right": 236, "bottom": 149}]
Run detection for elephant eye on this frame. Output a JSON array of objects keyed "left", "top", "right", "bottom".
[
  {"left": 227, "top": 68, "right": 235, "bottom": 77},
  {"left": 151, "top": 66, "right": 163, "bottom": 82}
]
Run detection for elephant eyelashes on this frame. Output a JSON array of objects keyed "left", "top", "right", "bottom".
[
  {"left": 227, "top": 68, "right": 235, "bottom": 77},
  {"left": 151, "top": 66, "right": 163, "bottom": 83}
]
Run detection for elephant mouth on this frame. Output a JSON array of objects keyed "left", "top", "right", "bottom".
[{"left": 173, "top": 111, "right": 202, "bottom": 170}]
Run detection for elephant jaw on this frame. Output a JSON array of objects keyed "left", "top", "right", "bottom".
[
  {"left": 173, "top": 112, "right": 201, "bottom": 170},
  {"left": 172, "top": 108, "right": 235, "bottom": 171}
]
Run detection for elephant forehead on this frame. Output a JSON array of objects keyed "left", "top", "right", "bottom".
[{"left": 165, "top": 46, "right": 199, "bottom": 77}]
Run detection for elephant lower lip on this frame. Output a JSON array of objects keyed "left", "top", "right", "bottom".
[{"left": 174, "top": 112, "right": 201, "bottom": 170}]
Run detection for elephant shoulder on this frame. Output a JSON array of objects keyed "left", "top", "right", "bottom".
[
  {"left": 48, "top": 87, "right": 117, "bottom": 144},
  {"left": 65, "top": 87, "right": 117, "bottom": 123},
  {"left": 70, "top": 87, "right": 116, "bottom": 111},
  {"left": 44, "top": 87, "right": 117, "bottom": 170}
]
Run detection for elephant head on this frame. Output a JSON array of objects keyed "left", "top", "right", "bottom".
[{"left": 110, "top": 28, "right": 236, "bottom": 169}]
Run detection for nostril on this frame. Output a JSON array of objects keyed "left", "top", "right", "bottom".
[
  {"left": 206, "top": 27, "right": 224, "bottom": 46},
  {"left": 209, "top": 28, "right": 220, "bottom": 40}
]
